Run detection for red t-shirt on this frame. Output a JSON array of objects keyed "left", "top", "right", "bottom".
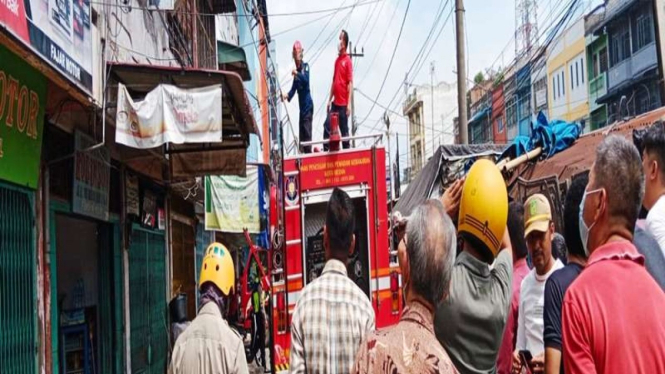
[
  {"left": 562, "top": 241, "right": 665, "bottom": 374},
  {"left": 332, "top": 53, "right": 353, "bottom": 107}
]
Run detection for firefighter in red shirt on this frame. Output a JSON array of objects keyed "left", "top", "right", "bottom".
[{"left": 324, "top": 29, "right": 353, "bottom": 150}]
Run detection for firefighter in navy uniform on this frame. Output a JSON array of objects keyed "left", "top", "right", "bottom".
[
  {"left": 282, "top": 40, "right": 314, "bottom": 153},
  {"left": 169, "top": 243, "right": 248, "bottom": 374}
]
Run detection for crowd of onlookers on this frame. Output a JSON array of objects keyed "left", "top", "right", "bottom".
[
  {"left": 169, "top": 124, "right": 665, "bottom": 374},
  {"left": 288, "top": 124, "right": 665, "bottom": 374}
]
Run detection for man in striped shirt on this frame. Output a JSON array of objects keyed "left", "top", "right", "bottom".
[{"left": 290, "top": 188, "right": 375, "bottom": 374}]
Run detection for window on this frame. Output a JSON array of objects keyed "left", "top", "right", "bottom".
[
  {"left": 561, "top": 71, "right": 565, "bottom": 96},
  {"left": 553, "top": 76, "right": 557, "bottom": 100},
  {"left": 599, "top": 47, "right": 608, "bottom": 73},
  {"left": 636, "top": 13, "right": 654, "bottom": 51},
  {"left": 611, "top": 28, "right": 630, "bottom": 65},
  {"left": 497, "top": 116, "right": 505, "bottom": 133},
  {"left": 571, "top": 65, "right": 574, "bottom": 90},
  {"left": 576, "top": 61, "right": 580, "bottom": 87},
  {"left": 581, "top": 57, "right": 585, "bottom": 83},
  {"left": 592, "top": 53, "right": 599, "bottom": 78}
]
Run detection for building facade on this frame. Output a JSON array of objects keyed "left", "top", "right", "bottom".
[
  {"left": 403, "top": 81, "right": 457, "bottom": 178},
  {"left": 547, "top": 17, "right": 589, "bottom": 124},
  {"left": 592, "top": 0, "right": 661, "bottom": 122},
  {"left": 0, "top": 0, "right": 262, "bottom": 373},
  {"left": 585, "top": 5, "right": 610, "bottom": 131}
]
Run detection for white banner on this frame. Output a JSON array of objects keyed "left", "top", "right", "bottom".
[
  {"left": 115, "top": 83, "right": 223, "bottom": 149},
  {"left": 204, "top": 167, "right": 260, "bottom": 233}
]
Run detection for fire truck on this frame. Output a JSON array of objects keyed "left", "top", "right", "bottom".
[{"left": 267, "top": 129, "right": 403, "bottom": 373}]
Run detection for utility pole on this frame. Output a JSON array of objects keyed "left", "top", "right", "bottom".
[
  {"left": 456, "top": 0, "right": 468, "bottom": 144},
  {"left": 350, "top": 41, "right": 364, "bottom": 147},
  {"left": 430, "top": 61, "right": 435, "bottom": 157}
]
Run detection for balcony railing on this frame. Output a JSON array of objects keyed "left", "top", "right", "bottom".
[{"left": 608, "top": 42, "right": 657, "bottom": 92}]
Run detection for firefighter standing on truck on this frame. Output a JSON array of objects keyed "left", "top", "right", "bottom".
[
  {"left": 282, "top": 40, "right": 314, "bottom": 153},
  {"left": 170, "top": 243, "right": 248, "bottom": 374},
  {"left": 324, "top": 29, "right": 353, "bottom": 150}
]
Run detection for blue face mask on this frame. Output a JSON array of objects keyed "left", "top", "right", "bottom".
[{"left": 579, "top": 188, "right": 603, "bottom": 256}]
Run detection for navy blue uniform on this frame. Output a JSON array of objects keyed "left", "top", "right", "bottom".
[{"left": 287, "top": 62, "right": 314, "bottom": 153}]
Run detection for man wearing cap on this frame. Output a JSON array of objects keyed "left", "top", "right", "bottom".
[{"left": 512, "top": 194, "right": 564, "bottom": 374}]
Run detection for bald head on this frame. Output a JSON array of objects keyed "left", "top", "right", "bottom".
[{"left": 405, "top": 199, "right": 457, "bottom": 306}]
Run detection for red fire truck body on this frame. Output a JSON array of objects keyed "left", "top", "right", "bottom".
[{"left": 269, "top": 142, "right": 402, "bottom": 372}]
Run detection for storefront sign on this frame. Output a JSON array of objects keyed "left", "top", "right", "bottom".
[
  {"left": 204, "top": 166, "right": 259, "bottom": 233},
  {"left": 125, "top": 173, "right": 140, "bottom": 216},
  {"left": 0, "top": 0, "right": 93, "bottom": 93},
  {"left": 0, "top": 45, "right": 46, "bottom": 189},
  {"left": 115, "top": 83, "right": 223, "bottom": 149},
  {"left": 73, "top": 131, "right": 110, "bottom": 221}
]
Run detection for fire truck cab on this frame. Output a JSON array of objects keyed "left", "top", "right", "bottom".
[{"left": 269, "top": 134, "right": 402, "bottom": 372}]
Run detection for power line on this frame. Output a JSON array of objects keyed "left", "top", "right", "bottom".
[
  {"left": 357, "top": 0, "right": 412, "bottom": 126},
  {"left": 356, "top": 0, "right": 407, "bottom": 87},
  {"left": 360, "top": 1, "right": 454, "bottom": 139}
]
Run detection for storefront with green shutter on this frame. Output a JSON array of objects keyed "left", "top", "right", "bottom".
[{"left": 0, "top": 44, "right": 46, "bottom": 374}]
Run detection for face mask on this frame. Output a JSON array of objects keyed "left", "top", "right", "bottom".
[{"left": 579, "top": 188, "right": 603, "bottom": 256}]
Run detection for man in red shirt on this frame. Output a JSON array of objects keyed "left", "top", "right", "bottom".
[
  {"left": 562, "top": 135, "right": 665, "bottom": 374},
  {"left": 324, "top": 30, "right": 353, "bottom": 150}
]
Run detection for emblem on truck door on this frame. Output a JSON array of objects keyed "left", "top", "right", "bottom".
[{"left": 285, "top": 176, "right": 299, "bottom": 206}]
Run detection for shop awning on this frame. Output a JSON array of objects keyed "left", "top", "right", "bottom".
[
  {"left": 107, "top": 63, "right": 260, "bottom": 178},
  {"left": 217, "top": 41, "right": 251, "bottom": 81},
  {"left": 469, "top": 106, "right": 491, "bottom": 126}
]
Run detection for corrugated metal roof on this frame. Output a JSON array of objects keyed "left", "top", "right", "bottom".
[{"left": 513, "top": 106, "right": 665, "bottom": 183}]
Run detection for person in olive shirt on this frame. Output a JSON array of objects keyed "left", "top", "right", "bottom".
[{"left": 435, "top": 159, "right": 513, "bottom": 374}]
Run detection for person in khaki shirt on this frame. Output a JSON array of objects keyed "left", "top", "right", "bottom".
[{"left": 170, "top": 243, "right": 249, "bottom": 374}]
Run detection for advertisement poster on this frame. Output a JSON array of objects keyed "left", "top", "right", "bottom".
[
  {"left": 0, "top": 0, "right": 93, "bottom": 93},
  {"left": 0, "top": 44, "right": 46, "bottom": 189},
  {"left": 72, "top": 131, "right": 110, "bottom": 221},
  {"left": 115, "top": 83, "right": 224, "bottom": 149},
  {"left": 204, "top": 166, "right": 260, "bottom": 233}
]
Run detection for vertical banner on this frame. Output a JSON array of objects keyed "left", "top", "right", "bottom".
[
  {"left": 72, "top": 131, "right": 110, "bottom": 221},
  {"left": 0, "top": 45, "right": 46, "bottom": 188},
  {"left": 205, "top": 166, "right": 260, "bottom": 233}
]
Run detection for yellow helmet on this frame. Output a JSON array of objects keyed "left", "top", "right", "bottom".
[
  {"left": 199, "top": 242, "right": 235, "bottom": 296},
  {"left": 458, "top": 159, "right": 508, "bottom": 260}
]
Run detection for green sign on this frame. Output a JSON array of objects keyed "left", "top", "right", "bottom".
[{"left": 0, "top": 44, "right": 46, "bottom": 189}]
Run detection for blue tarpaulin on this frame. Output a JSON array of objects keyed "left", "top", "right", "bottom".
[{"left": 500, "top": 111, "right": 581, "bottom": 161}]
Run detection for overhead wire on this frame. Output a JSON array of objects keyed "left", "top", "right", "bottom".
[
  {"left": 356, "top": 0, "right": 412, "bottom": 126},
  {"left": 359, "top": 0, "right": 454, "bottom": 140}
]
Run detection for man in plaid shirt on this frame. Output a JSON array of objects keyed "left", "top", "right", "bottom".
[{"left": 290, "top": 188, "right": 375, "bottom": 374}]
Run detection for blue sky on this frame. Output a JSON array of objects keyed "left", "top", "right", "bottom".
[{"left": 266, "top": 0, "right": 597, "bottom": 169}]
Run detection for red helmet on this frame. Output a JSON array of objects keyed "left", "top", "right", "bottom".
[{"left": 293, "top": 40, "right": 303, "bottom": 54}]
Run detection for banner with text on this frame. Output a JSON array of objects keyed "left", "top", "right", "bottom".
[
  {"left": 115, "top": 83, "right": 223, "bottom": 149},
  {"left": 205, "top": 166, "right": 259, "bottom": 233},
  {"left": 0, "top": 45, "right": 46, "bottom": 189},
  {"left": 73, "top": 131, "right": 110, "bottom": 221},
  {"left": 0, "top": 0, "right": 93, "bottom": 93}
]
